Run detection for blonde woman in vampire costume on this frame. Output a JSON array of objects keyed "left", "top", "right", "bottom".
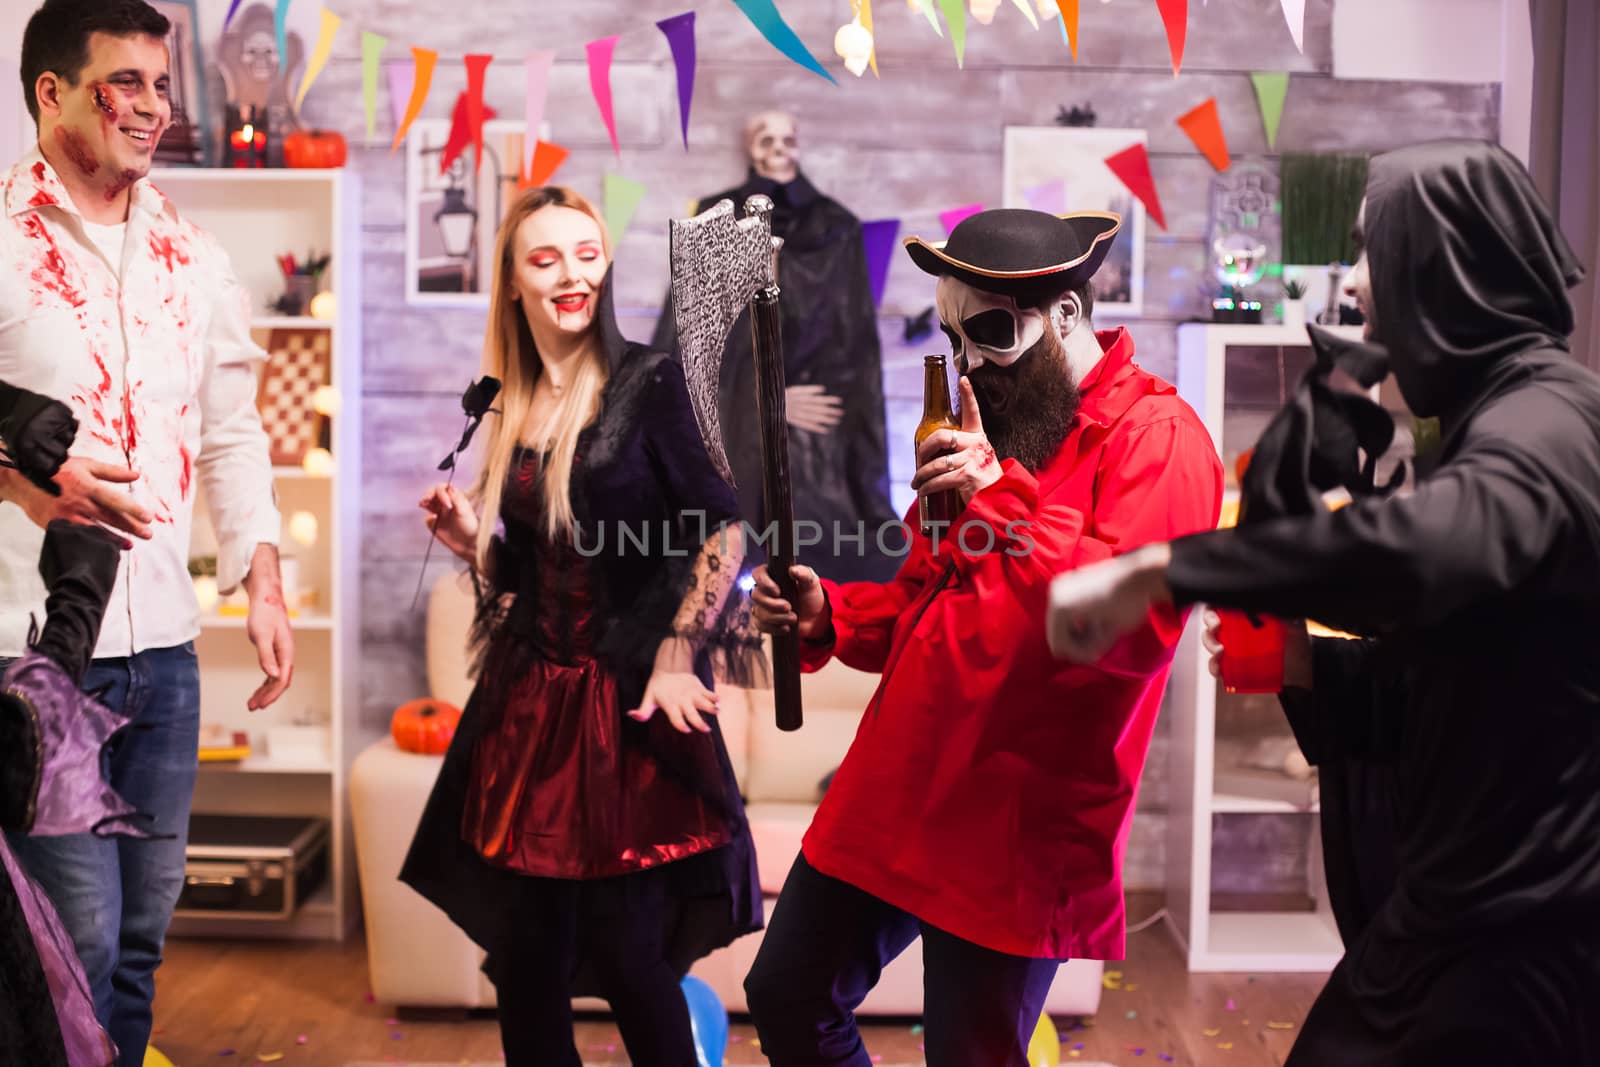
[{"left": 399, "top": 186, "right": 764, "bottom": 1067}]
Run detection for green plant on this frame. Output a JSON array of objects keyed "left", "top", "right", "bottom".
[
  {"left": 1283, "top": 278, "right": 1309, "bottom": 300},
  {"left": 1281, "top": 153, "right": 1369, "bottom": 265}
]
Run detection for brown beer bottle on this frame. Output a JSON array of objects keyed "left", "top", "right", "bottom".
[{"left": 916, "top": 354, "right": 961, "bottom": 538}]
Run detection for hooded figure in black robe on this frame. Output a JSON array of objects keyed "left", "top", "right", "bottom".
[
  {"left": 653, "top": 111, "right": 900, "bottom": 584},
  {"left": 1047, "top": 139, "right": 1600, "bottom": 1065}
]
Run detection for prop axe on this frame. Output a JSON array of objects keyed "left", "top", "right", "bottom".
[{"left": 668, "top": 195, "right": 803, "bottom": 732}]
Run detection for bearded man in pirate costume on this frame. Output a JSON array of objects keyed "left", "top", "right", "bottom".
[{"left": 742, "top": 208, "right": 1224, "bottom": 1066}]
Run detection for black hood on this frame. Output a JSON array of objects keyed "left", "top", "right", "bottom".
[{"left": 1365, "top": 139, "right": 1586, "bottom": 418}]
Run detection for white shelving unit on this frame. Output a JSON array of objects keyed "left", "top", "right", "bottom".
[
  {"left": 1165, "top": 322, "right": 1368, "bottom": 972},
  {"left": 149, "top": 166, "right": 366, "bottom": 941}
]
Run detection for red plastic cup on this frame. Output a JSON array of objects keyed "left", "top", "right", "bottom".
[{"left": 1216, "top": 609, "right": 1287, "bottom": 693}]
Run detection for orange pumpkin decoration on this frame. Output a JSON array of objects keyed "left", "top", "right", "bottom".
[
  {"left": 391, "top": 699, "right": 461, "bottom": 755},
  {"left": 283, "top": 128, "right": 347, "bottom": 169}
]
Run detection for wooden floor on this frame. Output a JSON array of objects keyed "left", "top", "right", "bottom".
[{"left": 150, "top": 913, "right": 1325, "bottom": 1066}]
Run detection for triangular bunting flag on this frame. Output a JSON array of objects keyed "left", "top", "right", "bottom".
[
  {"left": 439, "top": 91, "right": 499, "bottom": 176},
  {"left": 1251, "top": 72, "right": 1289, "bottom": 150},
  {"left": 860, "top": 218, "right": 900, "bottom": 309},
  {"left": 390, "top": 47, "right": 437, "bottom": 154},
  {"left": 1156, "top": 0, "right": 1186, "bottom": 76},
  {"left": 1280, "top": 0, "right": 1306, "bottom": 52},
  {"left": 587, "top": 37, "right": 622, "bottom": 160},
  {"left": 294, "top": 8, "right": 340, "bottom": 112},
  {"left": 1104, "top": 144, "right": 1166, "bottom": 230},
  {"left": 915, "top": 0, "right": 945, "bottom": 38},
  {"left": 1010, "top": 0, "right": 1040, "bottom": 30},
  {"left": 604, "top": 173, "right": 648, "bottom": 246},
  {"left": 361, "top": 31, "right": 386, "bottom": 141},
  {"left": 1177, "top": 97, "right": 1230, "bottom": 171},
  {"left": 224, "top": 0, "right": 245, "bottom": 32},
  {"left": 940, "top": 203, "right": 984, "bottom": 234},
  {"left": 1055, "top": 1, "right": 1078, "bottom": 61},
  {"left": 385, "top": 59, "right": 413, "bottom": 132},
  {"left": 524, "top": 51, "right": 554, "bottom": 171},
  {"left": 936, "top": 0, "right": 967, "bottom": 67},
  {"left": 730, "top": 0, "right": 839, "bottom": 82},
  {"left": 464, "top": 54, "right": 492, "bottom": 171},
  {"left": 854, "top": 0, "right": 880, "bottom": 75},
  {"left": 518, "top": 141, "right": 571, "bottom": 190},
  {"left": 274, "top": 0, "right": 293, "bottom": 76},
  {"left": 657, "top": 13, "right": 697, "bottom": 147}
]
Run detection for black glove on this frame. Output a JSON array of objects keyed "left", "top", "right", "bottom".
[
  {"left": 0, "top": 380, "right": 78, "bottom": 496},
  {"left": 34, "top": 520, "right": 124, "bottom": 684}
]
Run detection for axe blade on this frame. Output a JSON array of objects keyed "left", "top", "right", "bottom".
[{"left": 667, "top": 198, "right": 775, "bottom": 489}]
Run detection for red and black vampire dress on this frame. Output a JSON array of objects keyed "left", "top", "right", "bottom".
[{"left": 399, "top": 282, "right": 765, "bottom": 990}]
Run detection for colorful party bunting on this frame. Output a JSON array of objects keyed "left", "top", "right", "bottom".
[
  {"left": 730, "top": 0, "right": 838, "bottom": 84},
  {"left": 1156, "top": 0, "right": 1186, "bottom": 76},
  {"left": 274, "top": 0, "right": 293, "bottom": 77},
  {"left": 1023, "top": 179, "right": 1067, "bottom": 214},
  {"left": 518, "top": 140, "right": 571, "bottom": 189},
  {"left": 361, "top": 31, "right": 387, "bottom": 141},
  {"left": 914, "top": 0, "right": 945, "bottom": 38},
  {"left": 385, "top": 59, "right": 413, "bottom": 132},
  {"left": 1104, "top": 143, "right": 1166, "bottom": 230},
  {"left": 1177, "top": 97, "right": 1230, "bottom": 171},
  {"left": 1010, "top": 0, "right": 1040, "bottom": 30},
  {"left": 852, "top": 0, "right": 880, "bottom": 76},
  {"left": 439, "top": 91, "right": 499, "bottom": 176},
  {"left": 587, "top": 37, "right": 622, "bottom": 160},
  {"left": 861, "top": 218, "right": 900, "bottom": 308},
  {"left": 936, "top": 0, "right": 967, "bottom": 66},
  {"left": 604, "top": 173, "right": 648, "bottom": 245},
  {"left": 1055, "top": 1, "right": 1078, "bottom": 61},
  {"left": 294, "top": 8, "right": 340, "bottom": 112},
  {"left": 464, "top": 54, "right": 492, "bottom": 170},
  {"left": 390, "top": 46, "right": 436, "bottom": 154},
  {"left": 523, "top": 51, "right": 554, "bottom": 170},
  {"left": 224, "top": 0, "right": 245, "bottom": 32},
  {"left": 657, "top": 13, "right": 697, "bottom": 146},
  {"left": 940, "top": 203, "right": 984, "bottom": 234},
  {"left": 1280, "top": 0, "right": 1306, "bottom": 52},
  {"left": 1251, "top": 72, "right": 1290, "bottom": 150}
]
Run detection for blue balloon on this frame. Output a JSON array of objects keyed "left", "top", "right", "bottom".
[{"left": 680, "top": 974, "right": 728, "bottom": 1067}]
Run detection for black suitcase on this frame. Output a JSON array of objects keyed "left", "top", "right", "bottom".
[{"left": 175, "top": 814, "right": 329, "bottom": 919}]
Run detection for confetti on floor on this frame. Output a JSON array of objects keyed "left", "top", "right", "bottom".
[
  {"left": 256, "top": 1055, "right": 284, "bottom": 1063},
  {"left": 1203, "top": 1028, "right": 1222, "bottom": 1037},
  {"left": 1124, "top": 983, "right": 1139, "bottom": 992},
  {"left": 296, "top": 1035, "right": 308, "bottom": 1045},
  {"left": 1268, "top": 1021, "right": 1297, "bottom": 1030},
  {"left": 1102, "top": 970, "right": 1125, "bottom": 990},
  {"left": 1225, "top": 998, "right": 1237, "bottom": 1012},
  {"left": 1218, "top": 1042, "right": 1235, "bottom": 1050},
  {"left": 910, "top": 1024, "right": 925, "bottom": 1035},
  {"left": 217, "top": 1051, "right": 234, "bottom": 1058},
  {"left": 1126, "top": 1010, "right": 1138, "bottom": 1020}
]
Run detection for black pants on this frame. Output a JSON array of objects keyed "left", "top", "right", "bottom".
[
  {"left": 745, "top": 854, "right": 1062, "bottom": 1067},
  {"left": 485, "top": 870, "right": 696, "bottom": 1067}
]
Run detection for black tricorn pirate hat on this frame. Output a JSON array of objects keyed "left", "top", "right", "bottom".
[{"left": 904, "top": 208, "right": 1121, "bottom": 305}]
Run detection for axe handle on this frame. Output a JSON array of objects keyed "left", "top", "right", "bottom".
[{"left": 749, "top": 285, "right": 803, "bottom": 732}]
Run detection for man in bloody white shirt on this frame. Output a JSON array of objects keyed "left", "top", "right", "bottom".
[{"left": 0, "top": 2, "right": 292, "bottom": 1063}]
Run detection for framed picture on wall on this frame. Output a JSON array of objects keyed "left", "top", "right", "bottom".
[
  {"left": 148, "top": 0, "right": 211, "bottom": 165},
  {"left": 1002, "top": 126, "right": 1147, "bottom": 318},
  {"left": 404, "top": 119, "right": 535, "bottom": 306}
]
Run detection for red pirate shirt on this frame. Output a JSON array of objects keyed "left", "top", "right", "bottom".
[{"left": 800, "top": 327, "right": 1224, "bottom": 960}]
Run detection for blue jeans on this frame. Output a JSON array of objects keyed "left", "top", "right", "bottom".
[{"left": 4, "top": 643, "right": 200, "bottom": 1067}]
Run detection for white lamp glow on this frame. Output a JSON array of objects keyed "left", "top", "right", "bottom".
[
  {"left": 311, "top": 385, "right": 341, "bottom": 417},
  {"left": 302, "top": 447, "right": 334, "bottom": 477},
  {"left": 193, "top": 575, "right": 219, "bottom": 613},
  {"left": 288, "top": 511, "right": 320, "bottom": 547}
]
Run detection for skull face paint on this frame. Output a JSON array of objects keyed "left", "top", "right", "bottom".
[{"left": 935, "top": 275, "right": 1047, "bottom": 373}]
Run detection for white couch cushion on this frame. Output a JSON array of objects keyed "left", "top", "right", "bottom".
[
  {"left": 743, "top": 658, "right": 879, "bottom": 803},
  {"left": 745, "top": 801, "right": 815, "bottom": 895}
]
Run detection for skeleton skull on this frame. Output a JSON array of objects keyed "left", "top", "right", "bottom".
[{"left": 744, "top": 111, "right": 799, "bottom": 184}]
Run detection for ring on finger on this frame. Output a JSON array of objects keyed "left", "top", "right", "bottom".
[{"left": 947, "top": 454, "right": 956, "bottom": 471}]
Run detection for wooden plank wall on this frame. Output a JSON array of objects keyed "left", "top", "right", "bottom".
[{"left": 299, "top": 0, "right": 1496, "bottom": 890}]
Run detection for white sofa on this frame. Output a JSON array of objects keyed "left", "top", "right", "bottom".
[{"left": 351, "top": 573, "right": 1105, "bottom": 1017}]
